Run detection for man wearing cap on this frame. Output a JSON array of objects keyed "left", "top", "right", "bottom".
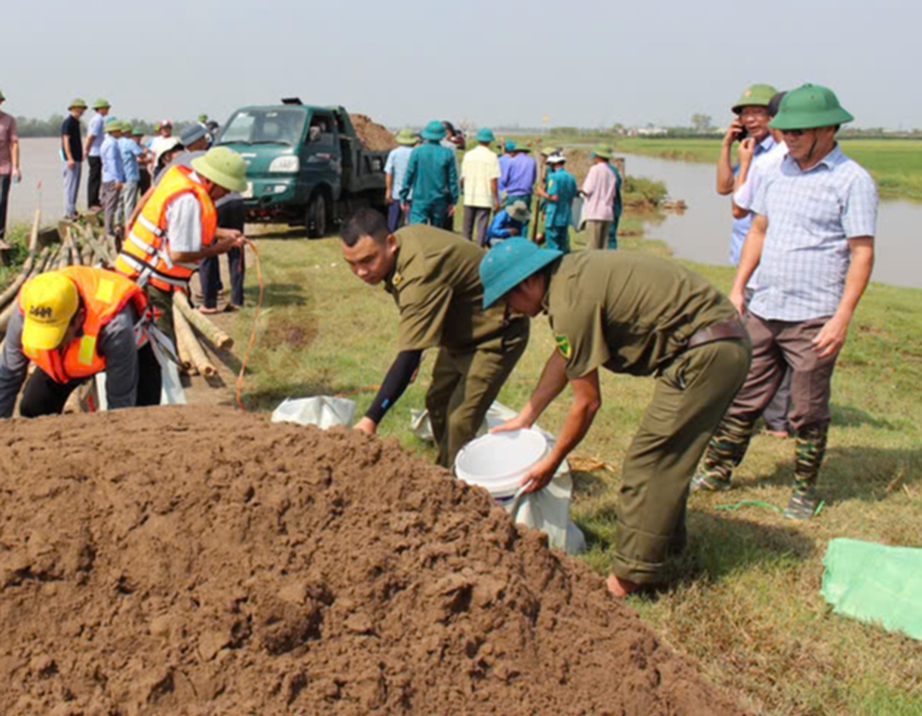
[
  {"left": 693, "top": 84, "right": 877, "bottom": 520},
  {"left": 499, "top": 143, "right": 537, "bottom": 233},
  {"left": 580, "top": 145, "right": 618, "bottom": 250},
  {"left": 480, "top": 238, "right": 751, "bottom": 596},
  {"left": 340, "top": 209, "right": 529, "bottom": 468},
  {"left": 534, "top": 153, "right": 577, "bottom": 253},
  {"left": 400, "top": 120, "right": 459, "bottom": 228},
  {"left": 460, "top": 128, "right": 501, "bottom": 246},
  {"left": 119, "top": 125, "right": 147, "bottom": 230},
  {"left": 0, "top": 89, "right": 21, "bottom": 243},
  {"left": 606, "top": 159, "right": 624, "bottom": 250},
  {"left": 84, "top": 98, "right": 111, "bottom": 211},
  {"left": 716, "top": 84, "right": 778, "bottom": 265},
  {"left": 0, "top": 266, "right": 162, "bottom": 418},
  {"left": 61, "top": 99, "right": 88, "bottom": 219},
  {"left": 486, "top": 200, "right": 531, "bottom": 247},
  {"left": 100, "top": 120, "right": 126, "bottom": 239},
  {"left": 114, "top": 146, "right": 248, "bottom": 342},
  {"left": 384, "top": 128, "right": 417, "bottom": 232}
]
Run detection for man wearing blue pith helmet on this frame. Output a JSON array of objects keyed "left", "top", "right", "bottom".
[{"left": 480, "top": 238, "right": 751, "bottom": 598}]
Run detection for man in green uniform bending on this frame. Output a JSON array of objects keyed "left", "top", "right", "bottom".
[
  {"left": 341, "top": 209, "right": 529, "bottom": 468},
  {"left": 480, "top": 238, "right": 751, "bottom": 596}
]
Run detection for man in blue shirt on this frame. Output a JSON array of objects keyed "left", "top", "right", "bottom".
[
  {"left": 499, "top": 143, "right": 537, "bottom": 234},
  {"left": 384, "top": 128, "right": 416, "bottom": 232},
  {"left": 100, "top": 119, "right": 126, "bottom": 239},
  {"left": 119, "top": 123, "right": 144, "bottom": 231},
  {"left": 486, "top": 200, "right": 530, "bottom": 247},
  {"left": 716, "top": 84, "right": 778, "bottom": 264},
  {"left": 607, "top": 160, "right": 623, "bottom": 249},
  {"left": 84, "top": 98, "right": 111, "bottom": 211},
  {"left": 694, "top": 84, "right": 877, "bottom": 520},
  {"left": 400, "top": 120, "right": 459, "bottom": 228},
  {"left": 534, "top": 153, "right": 577, "bottom": 253}
]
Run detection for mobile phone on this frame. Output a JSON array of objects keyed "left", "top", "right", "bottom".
[{"left": 735, "top": 127, "right": 749, "bottom": 142}]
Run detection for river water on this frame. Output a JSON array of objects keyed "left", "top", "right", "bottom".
[
  {"left": 624, "top": 153, "right": 920, "bottom": 289},
  {"left": 6, "top": 138, "right": 919, "bottom": 288}
]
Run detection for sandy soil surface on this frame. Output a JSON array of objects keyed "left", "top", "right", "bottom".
[{"left": 0, "top": 406, "right": 743, "bottom": 715}]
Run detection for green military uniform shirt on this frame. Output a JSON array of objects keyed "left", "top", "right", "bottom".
[
  {"left": 385, "top": 225, "right": 524, "bottom": 352},
  {"left": 544, "top": 251, "right": 737, "bottom": 379}
]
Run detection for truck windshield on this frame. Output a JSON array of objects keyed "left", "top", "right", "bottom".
[{"left": 218, "top": 108, "right": 307, "bottom": 146}]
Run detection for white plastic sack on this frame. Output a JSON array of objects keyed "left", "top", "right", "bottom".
[
  {"left": 413, "top": 402, "right": 586, "bottom": 555},
  {"left": 92, "top": 344, "right": 186, "bottom": 411},
  {"left": 272, "top": 396, "right": 356, "bottom": 429}
]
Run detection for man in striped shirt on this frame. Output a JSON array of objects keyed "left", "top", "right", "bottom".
[{"left": 693, "top": 84, "right": 878, "bottom": 520}]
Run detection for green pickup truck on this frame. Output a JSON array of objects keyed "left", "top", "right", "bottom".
[{"left": 216, "top": 100, "right": 388, "bottom": 237}]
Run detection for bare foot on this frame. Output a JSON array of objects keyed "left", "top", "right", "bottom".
[
  {"left": 606, "top": 574, "right": 641, "bottom": 598},
  {"left": 763, "top": 429, "right": 790, "bottom": 439},
  {"left": 197, "top": 306, "right": 220, "bottom": 315}
]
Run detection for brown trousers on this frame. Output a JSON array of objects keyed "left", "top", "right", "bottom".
[
  {"left": 725, "top": 312, "right": 841, "bottom": 431},
  {"left": 585, "top": 220, "right": 612, "bottom": 250}
]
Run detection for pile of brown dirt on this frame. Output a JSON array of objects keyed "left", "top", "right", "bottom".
[
  {"left": 0, "top": 407, "right": 742, "bottom": 715},
  {"left": 350, "top": 113, "right": 398, "bottom": 151}
]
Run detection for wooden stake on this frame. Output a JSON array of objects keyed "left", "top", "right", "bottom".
[
  {"left": 173, "top": 291, "right": 234, "bottom": 350},
  {"left": 173, "top": 304, "right": 217, "bottom": 377}
]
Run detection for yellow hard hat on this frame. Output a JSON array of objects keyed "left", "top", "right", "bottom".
[{"left": 20, "top": 272, "right": 79, "bottom": 351}]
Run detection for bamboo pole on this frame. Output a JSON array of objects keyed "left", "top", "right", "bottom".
[
  {"left": 0, "top": 211, "right": 43, "bottom": 310},
  {"left": 172, "top": 306, "right": 198, "bottom": 375},
  {"left": 173, "top": 304, "right": 217, "bottom": 377},
  {"left": 173, "top": 291, "right": 234, "bottom": 350}
]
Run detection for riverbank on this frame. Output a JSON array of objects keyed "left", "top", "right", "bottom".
[{"left": 615, "top": 137, "right": 922, "bottom": 201}]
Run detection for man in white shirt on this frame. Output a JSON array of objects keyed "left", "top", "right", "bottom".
[{"left": 460, "top": 127, "right": 501, "bottom": 246}]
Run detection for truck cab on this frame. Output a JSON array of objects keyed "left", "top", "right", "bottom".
[{"left": 216, "top": 101, "right": 387, "bottom": 237}]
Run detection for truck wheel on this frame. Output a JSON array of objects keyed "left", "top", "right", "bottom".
[{"left": 305, "top": 193, "right": 329, "bottom": 239}]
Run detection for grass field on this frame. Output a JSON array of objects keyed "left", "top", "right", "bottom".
[
  {"left": 219, "top": 220, "right": 922, "bottom": 715},
  {"left": 614, "top": 137, "right": 922, "bottom": 202}
]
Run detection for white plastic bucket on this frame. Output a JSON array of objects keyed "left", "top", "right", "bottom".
[{"left": 454, "top": 429, "right": 549, "bottom": 502}]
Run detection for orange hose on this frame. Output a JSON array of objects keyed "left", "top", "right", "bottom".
[{"left": 235, "top": 239, "right": 264, "bottom": 411}]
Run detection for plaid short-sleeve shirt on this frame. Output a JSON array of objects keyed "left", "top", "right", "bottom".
[{"left": 750, "top": 146, "right": 878, "bottom": 321}]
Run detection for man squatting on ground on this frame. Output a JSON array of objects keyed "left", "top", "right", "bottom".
[
  {"left": 479, "top": 238, "right": 752, "bottom": 597},
  {"left": 340, "top": 209, "right": 529, "bottom": 469},
  {"left": 0, "top": 267, "right": 162, "bottom": 418},
  {"left": 693, "top": 83, "right": 877, "bottom": 520}
]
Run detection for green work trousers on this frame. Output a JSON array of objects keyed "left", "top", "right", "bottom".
[
  {"left": 146, "top": 284, "right": 177, "bottom": 346},
  {"left": 613, "top": 337, "right": 751, "bottom": 585},
  {"left": 426, "top": 322, "right": 529, "bottom": 469},
  {"left": 585, "top": 220, "right": 611, "bottom": 250}
]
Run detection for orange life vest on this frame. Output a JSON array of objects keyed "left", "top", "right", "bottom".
[
  {"left": 114, "top": 164, "right": 218, "bottom": 293},
  {"left": 19, "top": 267, "right": 149, "bottom": 384}
]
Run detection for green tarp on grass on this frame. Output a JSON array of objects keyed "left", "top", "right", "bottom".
[{"left": 821, "top": 538, "right": 922, "bottom": 641}]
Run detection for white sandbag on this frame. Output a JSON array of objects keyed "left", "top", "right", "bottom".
[{"left": 272, "top": 396, "right": 356, "bottom": 429}]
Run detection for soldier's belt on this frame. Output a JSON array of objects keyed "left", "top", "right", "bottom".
[{"left": 686, "top": 317, "right": 748, "bottom": 350}]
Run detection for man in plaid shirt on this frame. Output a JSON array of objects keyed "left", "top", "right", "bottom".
[{"left": 693, "top": 84, "right": 878, "bottom": 520}]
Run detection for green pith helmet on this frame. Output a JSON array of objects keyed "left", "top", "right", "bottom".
[
  {"left": 69, "top": 98, "right": 88, "bottom": 109},
  {"left": 480, "top": 237, "right": 562, "bottom": 308},
  {"left": 104, "top": 119, "right": 121, "bottom": 133},
  {"left": 420, "top": 120, "right": 447, "bottom": 141},
  {"left": 92, "top": 97, "right": 111, "bottom": 110},
  {"left": 590, "top": 144, "right": 613, "bottom": 160},
  {"left": 198, "top": 114, "right": 208, "bottom": 122},
  {"left": 0, "top": 89, "right": 5, "bottom": 101},
  {"left": 191, "top": 146, "right": 248, "bottom": 193},
  {"left": 769, "top": 83, "right": 854, "bottom": 130},
  {"left": 395, "top": 127, "right": 417, "bottom": 145},
  {"left": 132, "top": 126, "right": 144, "bottom": 136},
  {"left": 731, "top": 84, "right": 778, "bottom": 113}
]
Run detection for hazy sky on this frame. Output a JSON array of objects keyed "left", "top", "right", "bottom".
[{"left": 2, "top": 0, "right": 918, "bottom": 130}]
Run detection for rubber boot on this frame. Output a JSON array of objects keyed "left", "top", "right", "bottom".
[
  {"left": 783, "top": 424, "right": 829, "bottom": 520},
  {"left": 691, "top": 415, "right": 757, "bottom": 492}
]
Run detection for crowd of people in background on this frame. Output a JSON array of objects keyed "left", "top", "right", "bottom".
[{"left": 383, "top": 119, "right": 623, "bottom": 255}]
